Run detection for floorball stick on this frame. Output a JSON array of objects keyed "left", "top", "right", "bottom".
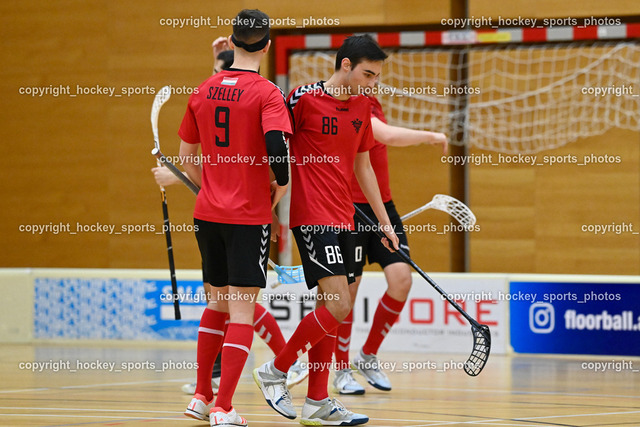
[
  {"left": 354, "top": 204, "right": 490, "bottom": 376},
  {"left": 401, "top": 194, "right": 476, "bottom": 227},
  {"left": 151, "top": 86, "right": 180, "bottom": 320}
]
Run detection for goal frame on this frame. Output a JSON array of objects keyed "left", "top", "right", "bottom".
[
  {"left": 273, "top": 23, "right": 640, "bottom": 266},
  {"left": 275, "top": 23, "right": 640, "bottom": 92}
]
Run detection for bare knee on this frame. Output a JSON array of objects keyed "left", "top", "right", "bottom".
[
  {"left": 384, "top": 264, "right": 412, "bottom": 301},
  {"left": 317, "top": 276, "right": 352, "bottom": 321},
  {"left": 325, "top": 295, "right": 352, "bottom": 322}
]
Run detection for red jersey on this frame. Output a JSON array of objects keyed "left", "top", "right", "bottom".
[
  {"left": 179, "top": 69, "right": 292, "bottom": 225},
  {"left": 287, "top": 82, "right": 375, "bottom": 229},
  {"left": 350, "top": 96, "right": 392, "bottom": 204}
]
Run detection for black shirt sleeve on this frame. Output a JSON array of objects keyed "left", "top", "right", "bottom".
[{"left": 265, "top": 130, "right": 289, "bottom": 186}]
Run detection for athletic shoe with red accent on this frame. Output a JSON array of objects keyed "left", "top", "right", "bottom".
[
  {"left": 209, "top": 406, "right": 248, "bottom": 427},
  {"left": 184, "top": 393, "right": 213, "bottom": 421}
]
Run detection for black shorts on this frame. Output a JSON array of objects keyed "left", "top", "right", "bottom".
[
  {"left": 292, "top": 226, "right": 357, "bottom": 290},
  {"left": 194, "top": 218, "right": 270, "bottom": 288},
  {"left": 353, "top": 200, "right": 410, "bottom": 277}
]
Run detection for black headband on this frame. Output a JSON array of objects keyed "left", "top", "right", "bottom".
[{"left": 231, "top": 31, "right": 270, "bottom": 52}]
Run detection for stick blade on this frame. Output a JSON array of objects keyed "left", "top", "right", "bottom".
[
  {"left": 269, "top": 263, "right": 305, "bottom": 288},
  {"left": 151, "top": 86, "right": 172, "bottom": 147},
  {"left": 431, "top": 194, "right": 477, "bottom": 227},
  {"left": 274, "top": 264, "right": 305, "bottom": 285},
  {"left": 463, "top": 324, "right": 491, "bottom": 376}
]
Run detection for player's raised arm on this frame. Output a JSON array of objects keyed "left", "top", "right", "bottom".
[
  {"left": 212, "top": 36, "right": 230, "bottom": 63},
  {"left": 371, "top": 116, "right": 448, "bottom": 153}
]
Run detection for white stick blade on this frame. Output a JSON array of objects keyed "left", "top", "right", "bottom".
[
  {"left": 430, "top": 194, "right": 477, "bottom": 227},
  {"left": 151, "top": 86, "right": 172, "bottom": 148}
]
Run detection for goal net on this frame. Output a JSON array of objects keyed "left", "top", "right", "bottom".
[{"left": 288, "top": 41, "right": 640, "bottom": 154}]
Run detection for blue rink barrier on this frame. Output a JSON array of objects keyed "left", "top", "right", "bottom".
[
  {"left": 34, "top": 277, "right": 204, "bottom": 340},
  {"left": 28, "top": 270, "right": 510, "bottom": 356},
  {"left": 9, "top": 268, "right": 639, "bottom": 357}
]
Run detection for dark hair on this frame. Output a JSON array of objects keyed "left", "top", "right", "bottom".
[
  {"left": 334, "top": 35, "right": 388, "bottom": 71},
  {"left": 217, "top": 50, "right": 234, "bottom": 70},
  {"left": 232, "top": 9, "right": 269, "bottom": 45}
]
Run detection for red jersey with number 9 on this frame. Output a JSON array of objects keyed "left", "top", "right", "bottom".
[
  {"left": 179, "top": 69, "right": 292, "bottom": 225},
  {"left": 287, "top": 82, "right": 375, "bottom": 229}
]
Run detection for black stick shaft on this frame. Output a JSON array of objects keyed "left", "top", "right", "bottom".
[
  {"left": 353, "top": 204, "right": 478, "bottom": 327},
  {"left": 161, "top": 192, "right": 181, "bottom": 320}
]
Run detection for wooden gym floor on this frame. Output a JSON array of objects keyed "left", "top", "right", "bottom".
[{"left": 1, "top": 341, "right": 639, "bottom": 426}]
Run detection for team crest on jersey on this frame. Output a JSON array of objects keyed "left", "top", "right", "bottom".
[
  {"left": 221, "top": 77, "right": 238, "bottom": 86},
  {"left": 351, "top": 118, "right": 363, "bottom": 133}
]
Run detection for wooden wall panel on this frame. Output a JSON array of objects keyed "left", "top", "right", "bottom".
[
  {"left": 470, "top": 129, "right": 640, "bottom": 274},
  {"left": 384, "top": 144, "right": 452, "bottom": 272},
  {"left": 470, "top": 0, "right": 640, "bottom": 20}
]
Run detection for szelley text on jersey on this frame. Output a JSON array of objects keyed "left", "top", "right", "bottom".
[{"left": 207, "top": 86, "right": 245, "bottom": 102}]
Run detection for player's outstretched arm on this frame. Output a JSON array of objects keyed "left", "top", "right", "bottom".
[
  {"left": 354, "top": 151, "right": 400, "bottom": 251},
  {"left": 179, "top": 140, "right": 202, "bottom": 188},
  {"left": 371, "top": 117, "right": 448, "bottom": 154}
]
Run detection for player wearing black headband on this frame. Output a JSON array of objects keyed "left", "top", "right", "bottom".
[
  {"left": 181, "top": 9, "right": 292, "bottom": 427},
  {"left": 230, "top": 29, "right": 270, "bottom": 52}
]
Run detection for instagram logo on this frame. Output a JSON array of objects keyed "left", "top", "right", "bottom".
[{"left": 529, "top": 302, "right": 555, "bottom": 333}]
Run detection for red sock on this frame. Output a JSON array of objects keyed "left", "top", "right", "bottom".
[
  {"left": 254, "top": 304, "right": 286, "bottom": 355},
  {"left": 195, "top": 308, "right": 228, "bottom": 401},
  {"left": 334, "top": 310, "right": 353, "bottom": 370},
  {"left": 307, "top": 330, "right": 336, "bottom": 401},
  {"left": 274, "top": 306, "right": 340, "bottom": 373},
  {"left": 215, "top": 323, "right": 254, "bottom": 411},
  {"left": 362, "top": 293, "right": 405, "bottom": 356}
]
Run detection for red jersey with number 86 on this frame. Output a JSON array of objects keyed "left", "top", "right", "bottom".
[
  {"left": 179, "top": 69, "right": 292, "bottom": 225},
  {"left": 287, "top": 82, "right": 375, "bottom": 229}
]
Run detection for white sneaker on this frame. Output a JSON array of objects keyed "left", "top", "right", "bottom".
[
  {"left": 181, "top": 377, "right": 220, "bottom": 395},
  {"left": 184, "top": 394, "right": 213, "bottom": 421},
  {"left": 333, "top": 369, "right": 365, "bottom": 395},
  {"left": 352, "top": 349, "right": 391, "bottom": 391},
  {"left": 300, "top": 397, "right": 368, "bottom": 426},
  {"left": 287, "top": 360, "right": 309, "bottom": 388},
  {"left": 209, "top": 406, "right": 247, "bottom": 427},
  {"left": 253, "top": 359, "right": 297, "bottom": 419}
]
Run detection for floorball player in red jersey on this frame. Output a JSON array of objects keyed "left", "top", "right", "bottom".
[
  {"left": 178, "top": 9, "right": 292, "bottom": 427},
  {"left": 332, "top": 95, "right": 448, "bottom": 395},
  {"left": 253, "top": 35, "right": 399, "bottom": 426},
  {"left": 152, "top": 37, "right": 308, "bottom": 398}
]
